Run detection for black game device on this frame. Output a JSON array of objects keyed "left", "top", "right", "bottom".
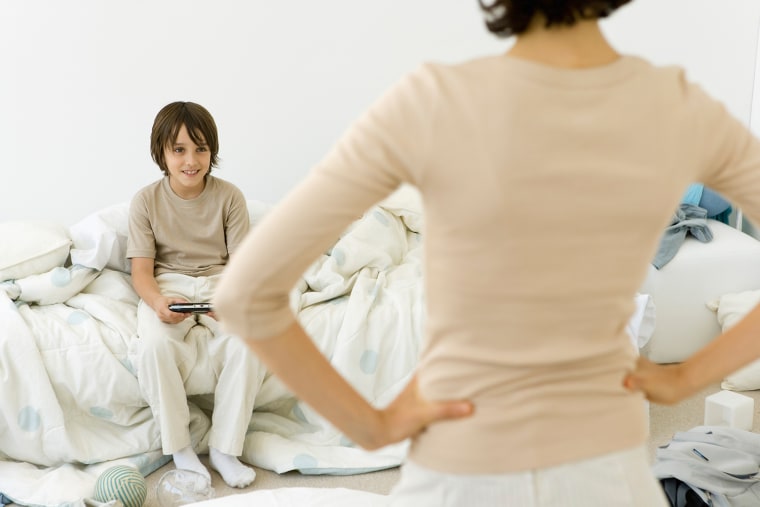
[{"left": 168, "top": 303, "right": 212, "bottom": 313}]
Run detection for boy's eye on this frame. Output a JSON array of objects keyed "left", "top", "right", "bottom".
[
  {"left": 173, "top": 147, "right": 184, "bottom": 153},
  {"left": 197, "top": 146, "right": 208, "bottom": 152}
]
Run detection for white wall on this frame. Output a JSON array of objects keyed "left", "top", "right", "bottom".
[{"left": 3, "top": 0, "right": 760, "bottom": 225}]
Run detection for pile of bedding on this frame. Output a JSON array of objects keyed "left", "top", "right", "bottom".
[
  {"left": 0, "top": 184, "right": 655, "bottom": 507},
  {"left": 0, "top": 187, "right": 422, "bottom": 507}
]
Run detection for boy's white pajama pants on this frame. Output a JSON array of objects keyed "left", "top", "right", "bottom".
[{"left": 134, "top": 273, "right": 266, "bottom": 456}]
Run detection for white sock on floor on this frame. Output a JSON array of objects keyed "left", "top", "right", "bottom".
[
  {"left": 172, "top": 446, "right": 211, "bottom": 481},
  {"left": 209, "top": 446, "right": 256, "bottom": 488}
]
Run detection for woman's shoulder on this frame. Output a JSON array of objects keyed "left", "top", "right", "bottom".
[{"left": 423, "top": 53, "right": 686, "bottom": 84}]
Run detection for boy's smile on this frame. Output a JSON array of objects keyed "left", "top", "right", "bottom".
[{"left": 165, "top": 123, "right": 210, "bottom": 199}]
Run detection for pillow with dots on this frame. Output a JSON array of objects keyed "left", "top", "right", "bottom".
[{"left": 13, "top": 264, "right": 100, "bottom": 305}]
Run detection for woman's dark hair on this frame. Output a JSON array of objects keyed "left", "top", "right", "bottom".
[
  {"left": 479, "top": 0, "right": 632, "bottom": 38},
  {"left": 150, "top": 101, "right": 220, "bottom": 175}
]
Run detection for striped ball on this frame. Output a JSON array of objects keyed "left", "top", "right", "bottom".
[{"left": 94, "top": 465, "right": 147, "bottom": 507}]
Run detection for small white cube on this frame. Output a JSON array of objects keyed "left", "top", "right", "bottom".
[{"left": 704, "top": 390, "right": 755, "bottom": 431}]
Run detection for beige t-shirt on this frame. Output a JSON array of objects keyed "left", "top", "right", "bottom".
[
  {"left": 127, "top": 175, "right": 249, "bottom": 277},
  {"left": 215, "top": 54, "right": 760, "bottom": 473}
]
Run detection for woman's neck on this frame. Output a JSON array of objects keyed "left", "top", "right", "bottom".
[{"left": 508, "top": 17, "right": 619, "bottom": 68}]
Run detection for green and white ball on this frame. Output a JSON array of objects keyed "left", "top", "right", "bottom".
[{"left": 94, "top": 465, "right": 147, "bottom": 507}]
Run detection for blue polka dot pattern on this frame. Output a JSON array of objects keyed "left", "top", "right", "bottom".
[
  {"left": 359, "top": 350, "right": 378, "bottom": 375},
  {"left": 293, "top": 453, "right": 318, "bottom": 469},
  {"left": 372, "top": 210, "right": 390, "bottom": 226},
  {"left": 121, "top": 358, "right": 137, "bottom": 376},
  {"left": 50, "top": 267, "right": 72, "bottom": 287},
  {"left": 332, "top": 247, "right": 346, "bottom": 267},
  {"left": 130, "top": 455, "right": 156, "bottom": 475},
  {"left": 67, "top": 311, "right": 89, "bottom": 325},
  {"left": 94, "top": 465, "right": 147, "bottom": 507},
  {"left": 340, "top": 435, "right": 354, "bottom": 447},
  {"left": 90, "top": 406, "right": 114, "bottom": 419},
  {"left": 18, "top": 406, "right": 41, "bottom": 432},
  {"left": 292, "top": 403, "right": 308, "bottom": 422}
]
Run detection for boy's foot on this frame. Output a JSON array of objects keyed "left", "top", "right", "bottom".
[
  {"left": 172, "top": 446, "right": 212, "bottom": 482},
  {"left": 209, "top": 446, "right": 256, "bottom": 488}
]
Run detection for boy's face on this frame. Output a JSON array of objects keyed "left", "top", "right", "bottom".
[{"left": 165, "top": 124, "right": 211, "bottom": 198}]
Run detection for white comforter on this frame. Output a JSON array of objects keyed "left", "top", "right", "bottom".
[
  {"left": 0, "top": 188, "right": 423, "bottom": 507},
  {"left": 0, "top": 186, "right": 655, "bottom": 507}
]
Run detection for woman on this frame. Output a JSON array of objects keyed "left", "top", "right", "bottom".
[{"left": 216, "top": 1, "right": 760, "bottom": 504}]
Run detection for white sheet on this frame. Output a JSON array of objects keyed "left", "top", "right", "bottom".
[
  {"left": 239, "top": 187, "right": 424, "bottom": 476},
  {"left": 0, "top": 192, "right": 422, "bottom": 506},
  {"left": 0, "top": 268, "right": 208, "bottom": 507},
  {"left": 0, "top": 187, "right": 655, "bottom": 506}
]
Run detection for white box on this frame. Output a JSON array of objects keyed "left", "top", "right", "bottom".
[{"left": 704, "top": 390, "right": 755, "bottom": 430}]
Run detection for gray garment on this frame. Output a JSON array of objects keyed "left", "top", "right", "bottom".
[
  {"left": 652, "top": 425, "right": 760, "bottom": 507},
  {"left": 652, "top": 204, "right": 713, "bottom": 269}
]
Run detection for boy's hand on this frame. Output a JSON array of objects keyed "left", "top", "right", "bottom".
[{"left": 156, "top": 297, "right": 192, "bottom": 324}]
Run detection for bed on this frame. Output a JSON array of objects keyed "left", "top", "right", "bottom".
[{"left": 0, "top": 184, "right": 655, "bottom": 507}]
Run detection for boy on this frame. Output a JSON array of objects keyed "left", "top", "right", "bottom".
[{"left": 128, "top": 101, "right": 264, "bottom": 488}]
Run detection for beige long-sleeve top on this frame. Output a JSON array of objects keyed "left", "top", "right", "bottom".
[{"left": 215, "top": 54, "right": 760, "bottom": 474}]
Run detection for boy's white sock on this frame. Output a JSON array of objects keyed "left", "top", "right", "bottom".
[
  {"left": 209, "top": 446, "right": 256, "bottom": 488},
  {"left": 172, "top": 446, "right": 211, "bottom": 481}
]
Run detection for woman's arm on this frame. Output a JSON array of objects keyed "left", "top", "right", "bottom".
[
  {"left": 245, "top": 320, "right": 473, "bottom": 450},
  {"left": 215, "top": 65, "right": 470, "bottom": 448},
  {"left": 625, "top": 303, "right": 760, "bottom": 404}
]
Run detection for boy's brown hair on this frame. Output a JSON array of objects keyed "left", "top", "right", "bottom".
[{"left": 150, "top": 101, "right": 220, "bottom": 175}]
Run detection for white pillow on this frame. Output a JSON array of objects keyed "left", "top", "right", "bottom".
[
  {"left": 0, "top": 221, "right": 71, "bottom": 282},
  {"left": 707, "top": 289, "right": 760, "bottom": 391},
  {"left": 69, "top": 203, "right": 131, "bottom": 273}
]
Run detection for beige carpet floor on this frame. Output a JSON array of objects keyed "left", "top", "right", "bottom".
[{"left": 139, "top": 381, "right": 760, "bottom": 506}]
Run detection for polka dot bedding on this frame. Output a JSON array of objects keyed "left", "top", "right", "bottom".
[{"left": 0, "top": 190, "right": 424, "bottom": 506}]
